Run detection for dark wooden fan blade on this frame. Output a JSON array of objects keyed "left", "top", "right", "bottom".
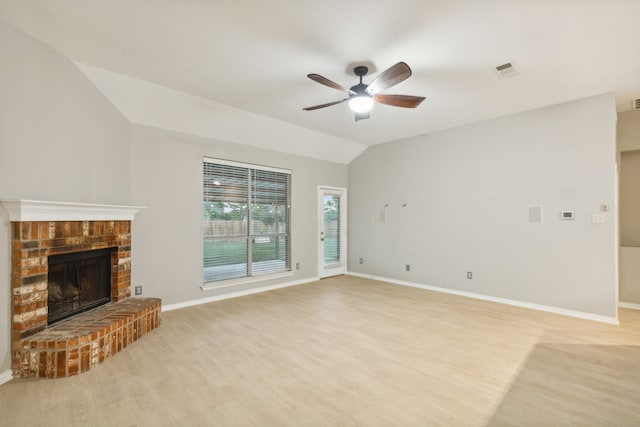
[
  {"left": 303, "top": 98, "right": 348, "bottom": 111},
  {"left": 365, "top": 62, "right": 412, "bottom": 95},
  {"left": 373, "top": 94, "right": 425, "bottom": 108},
  {"left": 307, "top": 74, "right": 353, "bottom": 93}
]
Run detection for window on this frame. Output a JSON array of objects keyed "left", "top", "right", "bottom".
[{"left": 203, "top": 158, "right": 291, "bottom": 284}]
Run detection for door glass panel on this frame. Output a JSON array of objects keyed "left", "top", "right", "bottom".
[{"left": 323, "top": 194, "right": 340, "bottom": 265}]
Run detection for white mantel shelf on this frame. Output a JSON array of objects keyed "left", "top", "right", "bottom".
[{"left": 0, "top": 200, "right": 145, "bottom": 222}]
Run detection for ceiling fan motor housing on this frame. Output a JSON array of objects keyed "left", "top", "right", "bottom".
[{"left": 350, "top": 82, "right": 369, "bottom": 96}]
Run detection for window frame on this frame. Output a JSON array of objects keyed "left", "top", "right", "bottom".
[{"left": 202, "top": 157, "right": 292, "bottom": 289}]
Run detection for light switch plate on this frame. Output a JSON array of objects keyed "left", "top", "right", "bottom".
[{"left": 591, "top": 214, "right": 606, "bottom": 224}]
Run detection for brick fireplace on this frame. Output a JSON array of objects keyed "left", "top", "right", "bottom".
[{"left": 2, "top": 200, "right": 161, "bottom": 378}]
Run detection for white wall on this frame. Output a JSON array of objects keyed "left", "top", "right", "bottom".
[
  {"left": 130, "top": 125, "right": 347, "bottom": 305},
  {"left": 348, "top": 94, "right": 618, "bottom": 318},
  {"left": 0, "top": 19, "right": 133, "bottom": 373}
]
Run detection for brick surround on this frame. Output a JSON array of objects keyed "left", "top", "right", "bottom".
[
  {"left": 11, "top": 220, "right": 133, "bottom": 343},
  {"left": 2, "top": 200, "right": 161, "bottom": 379}
]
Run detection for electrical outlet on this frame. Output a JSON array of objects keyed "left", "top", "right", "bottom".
[
  {"left": 135, "top": 285, "right": 142, "bottom": 295},
  {"left": 467, "top": 272, "right": 472, "bottom": 280},
  {"left": 359, "top": 258, "right": 363, "bottom": 264},
  {"left": 406, "top": 264, "right": 410, "bottom": 272},
  {"left": 296, "top": 262, "right": 300, "bottom": 270}
]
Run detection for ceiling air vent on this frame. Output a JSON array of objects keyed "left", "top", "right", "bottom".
[
  {"left": 495, "top": 62, "right": 519, "bottom": 79},
  {"left": 633, "top": 98, "right": 640, "bottom": 110}
]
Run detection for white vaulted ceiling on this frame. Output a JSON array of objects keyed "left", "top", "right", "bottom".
[{"left": 1, "top": 1, "right": 640, "bottom": 163}]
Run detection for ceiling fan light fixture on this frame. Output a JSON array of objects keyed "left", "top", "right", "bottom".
[
  {"left": 348, "top": 95, "right": 374, "bottom": 113},
  {"left": 304, "top": 61, "right": 423, "bottom": 118}
]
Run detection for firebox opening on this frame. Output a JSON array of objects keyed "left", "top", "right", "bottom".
[{"left": 48, "top": 248, "right": 113, "bottom": 325}]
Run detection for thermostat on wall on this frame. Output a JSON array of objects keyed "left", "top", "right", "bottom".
[{"left": 561, "top": 211, "right": 574, "bottom": 220}]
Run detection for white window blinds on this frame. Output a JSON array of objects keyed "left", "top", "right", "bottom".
[{"left": 203, "top": 158, "right": 291, "bottom": 283}]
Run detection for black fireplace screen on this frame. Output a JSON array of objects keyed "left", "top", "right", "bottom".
[{"left": 48, "top": 248, "right": 112, "bottom": 325}]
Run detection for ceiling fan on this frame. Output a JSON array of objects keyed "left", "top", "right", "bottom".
[{"left": 303, "top": 62, "right": 425, "bottom": 121}]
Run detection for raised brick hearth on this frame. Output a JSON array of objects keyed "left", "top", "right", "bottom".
[
  {"left": 15, "top": 298, "right": 160, "bottom": 378},
  {"left": 2, "top": 200, "right": 160, "bottom": 378}
]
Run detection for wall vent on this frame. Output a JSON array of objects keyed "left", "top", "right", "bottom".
[
  {"left": 633, "top": 98, "right": 640, "bottom": 110},
  {"left": 495, "top": 62, "right": 519, "bottom": 78}
]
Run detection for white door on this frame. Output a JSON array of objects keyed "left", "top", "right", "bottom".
[{"left": 318, "top": 186, "right": 346, "bottom": 278}]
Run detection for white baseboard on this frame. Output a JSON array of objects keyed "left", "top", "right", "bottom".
[
  {"left": 162, "top": 276, "right": 320, "bottom": 312},
  {"left": 619, "top": 301, "right": 640, "bottom": 310},
  {"left": 0, "top": 369, "right": 12, "bottom": 386},
  {"left": 347, "top": 271, "right": 619, "bottom": 325}
]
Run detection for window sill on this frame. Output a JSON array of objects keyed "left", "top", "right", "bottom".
[{"left": 201, "top": 271, "right": 293, "bottom": 291}]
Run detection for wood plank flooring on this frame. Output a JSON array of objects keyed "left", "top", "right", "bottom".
[{"left": 1, "top": 275, "right": 639, "bottom": 426}]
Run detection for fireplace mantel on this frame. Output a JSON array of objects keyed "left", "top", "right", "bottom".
[{"left": 1, "top": 199, "right": 144, "bottom": 222}]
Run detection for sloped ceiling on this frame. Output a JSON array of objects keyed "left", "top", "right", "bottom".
[{"left": 2, "top": 1, "right": 640, "bottom": 163}]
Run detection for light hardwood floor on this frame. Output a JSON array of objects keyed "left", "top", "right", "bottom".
[{"left": 1, "top": 275, "right": 639, "bottom": 426}]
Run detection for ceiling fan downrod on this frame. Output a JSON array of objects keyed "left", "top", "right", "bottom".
[{"left": 350, "top": 66, "right": 369, "bottom": 95}]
